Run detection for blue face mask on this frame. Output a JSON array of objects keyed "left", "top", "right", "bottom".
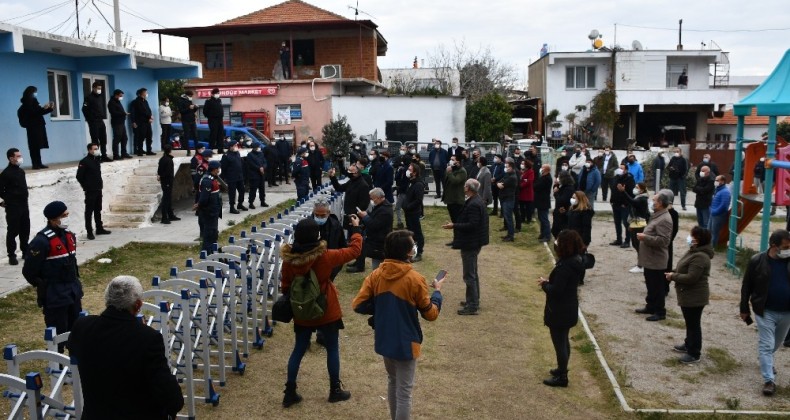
[
  {"left": 313, "top": 216, "right": 328, "bottom": 225},
  {"left": 32, "top": 92, "right": 38, "bottom": 98}
]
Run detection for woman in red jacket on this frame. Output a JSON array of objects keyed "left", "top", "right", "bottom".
[
  {"left": 280, "top": 216, "right": 362, "bottom": 407},
  {"left": 518, "top": 160, "right": 535, "bottom": 224}
]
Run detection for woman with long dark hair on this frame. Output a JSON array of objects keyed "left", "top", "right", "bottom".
[
  {"left": 19, "top": 86, "right": 54, "bottom": 169},
  {"left": 538, "top": 229, "right": 585, "bottom": 387}
]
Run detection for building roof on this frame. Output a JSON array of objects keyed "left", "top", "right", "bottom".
[
  {"left": 219, "top": 0, "right": 346, "bottom": 25},
  {"left": 707, "top": 108, "right": 770, "bottom": 126}
]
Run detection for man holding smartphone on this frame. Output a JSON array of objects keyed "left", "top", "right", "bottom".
[
  {"left": 328, "top": 164, "right": 370, "bottom": 273},
  {"left": 442, "top": 178, "right": 489, "bottom": 315}
]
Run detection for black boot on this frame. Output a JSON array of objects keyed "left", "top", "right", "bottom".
[
  {"left": 328, "top": 380, "right": 351, "bottom": 403},
  {"left": 282, "top": 382, "right": 302, "bottom": 408},
  {"left": 543, "top": 373, "right": 568, "bottom": 387}
]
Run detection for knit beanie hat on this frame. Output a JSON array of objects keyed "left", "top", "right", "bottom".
[{"left": 291, "top": 219, "right": 321, "bottom": 253}]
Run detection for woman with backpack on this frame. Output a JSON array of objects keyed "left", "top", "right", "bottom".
[{"left": 280, "top": 216, "right": 362, "bottom": 407}]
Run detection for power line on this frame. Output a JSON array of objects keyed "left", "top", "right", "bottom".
[
  {"left": 95, "top": 0, "right": 165, "bottom": 28},
  {"left": 2, "top": 0, "right": 73, "bottom": 25},
  {"left": 616, "top": 23, "right": 790, "bottom": 33}
]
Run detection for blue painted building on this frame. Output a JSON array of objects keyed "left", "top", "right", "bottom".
[{"left": 0, "top": 23, "right": 201, "bottom": 164}]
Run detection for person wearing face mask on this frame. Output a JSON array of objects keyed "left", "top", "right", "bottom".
[
  {"left": 156, "top": 144, "right": 180, "bottom": 224},
  {"left": 448, "top": 137, "right": 465, "bottom": 160},
  {"left": 245, "top": 141, "right": 269, "bottom": 209},
  {"left": 667, "top": 148, "right": 689, "bottom": 210},
  {"left": 577, "top": 158, "right": 601, "bottom": 211},
  {"left": 67, "top": 276, "right": 184, "bottom": 419},
  {"left": 305, "top": 139, "right": 325, "bottom": 192},
  {"left": 739, "top": 229, "right": 790, "bottom": 396},
  {"left": 708, "top": 175, "right": 731, "bottom": 247},
  {"left": 276, "top": 135, "right": 293, "bottom": 184},
  {"left": 694, "top": 154, "right": 719, "bottom": 180},
  {"left": 595, "top": 147, "right": 617, "bottom": 201},
  {"left": 129, "top": 88, "right": 155, "bottom": 157},
  {"left": 534, "top": 164, "right": 553, "bottom": 243},
  {"left": 220, "top": 140, "right": 247, "bottom": 213},
  {"left": 634, "top": 189, "right": 674, "bottom": 321},
  {"left": 401, "top": 163, "right": 425, "bottom": 262},
  {"left": 428, "top": 139, "right": 449, "bottom": 199},
  {"left": 498, "top": 160, "right": 518, "bottom": 242},
  {"left": 754, "top": 156, "right": 767, "bottom": 194},
  {"left": 328, "top": 162, "right": 371, "bottom": 234},
  {"left": 18, "top": 86, "right": 54, "bottom": 169},
  {"left": 291, "top": 147, "right": 312, "bottom": 201},
  {"left": 665, "top": 226, "right": 713, "bottom": 364},
  {"left": 555, "top": 148, "right": 571, "bottom": 178},
  {"left": 0, "top": 148, "right": 30, "bottom": 265},
  {"left": 442, "top": 155, "right": 468, "bottom": 227},
  {"left": 76, "top": 143, "right": 111, "bottom": 240},
  {"left": 195, "top": 160, "right": 223, "bottom": 254},
  {"left": 567, "top": 191, "right": 594, "bottom": 248},
  {"left": 82, "top": 81, "right": 111, "bottom": 162},
  {"left": 23, "top": 201, "right": 82, "bottom": 353},
  {"left": 626, "top": 154, "right": 644, "bottom": 183},
  {"left": 357, "top": 188, "right": 394, "bottom": 270},
  {"left": 108, "top": 90, "right": 131, "bottom": 160},
  {"left": 609, "top": 164, "right": 636, "bottom": 248},
  {"left": 518, "top": 160, "right": 535, "bottom": 225},
  {"left": 158, "top": 97, "right": 172, "bottom": 152},
  {"left": 203, "top": 88, "right": 225, "bottom": 154},
  {"left": 568, "top": 147, "right": 586, "bottom": 176},
  {"left": 352, "top": 230, "right": 444, "bottom": 418},
  {"left": 624, "top": 182, "right": 650, "bottom": 271},
  {"left": 692, "top": 166, "right": 714, "bottom": 228},
  {"left": 551, "top": 170, "right": 576, "bottom": 240},
  {"left": 489, "top": 154, "right": 505, "bottom": 216},
  {"left": 178, "top": 90, "right": 198, "bottom": 157},
  {"left": 475, "top": 156, "right": 492, "bottom": 207}
]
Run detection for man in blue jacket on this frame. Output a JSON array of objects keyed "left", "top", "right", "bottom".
[
  {"left": 428, "top": 139, "right": 449, "bottom": 199},
  {"left": 626, "top": 154, "right": 644, "bottom": 184},
  {"left": 577, "top": 158, "right": 601, "bottom": 210},
  {"left": 220, "top": 140, "right": 246, "bottom": 214},
  {"left": 708, "top": 174, "right": 731, "bottom": 247}
]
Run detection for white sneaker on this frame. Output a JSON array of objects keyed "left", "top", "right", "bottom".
[{"left": 629, "top": 266, "right": 644, "bottom": 273}]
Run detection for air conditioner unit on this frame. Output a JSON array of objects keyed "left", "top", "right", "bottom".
[{"left": 320, "top": 65, "right": 342, "bottom": 79}]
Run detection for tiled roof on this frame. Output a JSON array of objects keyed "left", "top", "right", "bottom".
[
  {"left": 218, "top": 0, "right": 348, "bottom": 26},
  {"left": 707, "top": 108, "right": 773, "bottom": 126}
]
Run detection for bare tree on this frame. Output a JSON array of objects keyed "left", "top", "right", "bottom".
[{"left": 427, "top": 40, "right": 518, "bottom": 103}]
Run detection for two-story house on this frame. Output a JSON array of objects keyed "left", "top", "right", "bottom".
[
  {"left": 148, "top": 0, "right": 466, "bottom": 146},
  {"left": 528, "top": 46, "right": 738, "bottom": 159}
]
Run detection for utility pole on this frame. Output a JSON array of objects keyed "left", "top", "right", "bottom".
[
  {"left": 677, "top": 19, "right": 683, "bottom": 50},
  {"left": 113, "top": 0, "right": 122, "bottom": 46}
]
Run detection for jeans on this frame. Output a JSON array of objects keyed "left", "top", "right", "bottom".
[
  {"left": 549, "top": 327, "right": 571, "bottom": 373},
  {"left": 644, "top": 268, "right": 666, "bottom": 317},
  {"left": 681, "top": 306, "right": 705, "bottom": 358},
  {"left": 669, "top": 178, "right": 686, "bottom": 208},
  {"left": 405, "top": 213, "right": 424, "bottom": 254},
  {"left": 708, "top": 213, "right": 728, "bottom": 247},
  {"left": 395, "top": 193, "right": 406, "bottom": 224},
  {"left": 755, "top": 309, "right": 790, "bottom": 383},
  {"left": 383, "top": 357, "right": 417, "bottom": 420},
  {"left": 585, "top": 192, "right": 596, "bottom": 211},
  {"left": 461, "top": 248, "right": 481, "bottom": 310},
  {"left": 601, "top": 178, "right": 611, "bottom": 201},
  {"left": 612, "top": 205, "right": 631, "bottom": 243},
  {"left": 696, "top": 207, "right": 710, "bottom": 228},
  {"left": 372, "top": 259, "right": 382, "bottom": 269},
  {"left": 287, "top": 326, "right": 340, "bottom": 384},
  {"left": 537, "top": 209, "right": 550, "bottom": 240},
  {"left": 501, "top": 198, "right": 515, "bottom": 237}
]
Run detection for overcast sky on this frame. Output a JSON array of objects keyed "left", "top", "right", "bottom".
[{"left": 3, "top": 0, "right": 789, "bottom": 86}]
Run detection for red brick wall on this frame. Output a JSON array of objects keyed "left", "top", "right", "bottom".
[{"left": 189, "top": 31, "right": 379, "bottom": 83}]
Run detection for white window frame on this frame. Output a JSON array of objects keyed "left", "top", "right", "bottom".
[
  {"left": 565, "top": 66, "right": 596, "bottom": 90},
  {"left": 275, "top": 104, "right": 302, "bottom": 125},
  {"left": 47, "top": 69, "right": 73, "bottom": 120},
  {"left": 666, "top": 64, "right": 688, "bottom": 88}
]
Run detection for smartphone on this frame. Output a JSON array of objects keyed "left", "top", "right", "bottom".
[
  {"left": 356, "top": 206, "right": 362, "bottom": 213},
  {"left": 434, "top": 270, "right": 447, "bottom": 282}
]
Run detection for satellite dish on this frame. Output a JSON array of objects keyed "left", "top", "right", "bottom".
[
  {"left": 588, "top": 29, "right": 600, "bottom": 40},
  {"left": 632, "top": 40, "right": 643, "bottom": 51},
  {"left": 593, "top": 38, "right": 604, "bottom": 49}
]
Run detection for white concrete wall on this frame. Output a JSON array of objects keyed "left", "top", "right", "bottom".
[
  {"left": 544, "top": 56, "right": 609, "bottom": 133},
  {"left": 331, "top": 96, "right": 466, "bottom": 143}
]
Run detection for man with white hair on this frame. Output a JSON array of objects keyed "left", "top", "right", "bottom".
[
  {"left": 635, "top": 189, "right": 675, "bottom": 321},
  {"left": 68, "top": 276, "right": 184, "bottom": 419},
  {"left": 357, "top": 188, "right": 394, "bottom": 270}
]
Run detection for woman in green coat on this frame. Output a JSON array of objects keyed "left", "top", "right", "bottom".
[{"left": 665, "top": 226, "right": 713, "bottom": 364}]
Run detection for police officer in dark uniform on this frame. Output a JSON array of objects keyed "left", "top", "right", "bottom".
[
  {"left": 130, "top": 88, "right": 155, "bottom": 156},
  {"left": 220, "top": 140, "right": 246, "bottom": 214},
  {"left": 76, "top": 143, "right": 111, "bottom": 240},
  {"left": 157, "top": 145, "right": 180, "bottom": 224},
  {"left": 0, "top": 148, "right": 30, "bottom": 265},
  {"left": 275, "top": 135, "right": 292, "bottom": 184},
  {"left": 245, "top": 141, "right": 268, "bottom": 208},
  {"left": 195, "top": 161, "right": 222, "bottom": 254},
  {"left": 292, "top": 147, "right": 311, "bottom": 201},
  {"left": 107, "top": 89, "right": 131, "bottom": 160},
  {"left": 178, "top": 90, "right": 198, "bottom": 156},
  {"left": 264, "top": 141, "right": 280, "bottom": 187},
  {"left": 23, "top": 201, "right": 83, "bottom": 353},
  {"left": 203, "top": 88, "right": 225, "bottom": 153},
  {"left": 82, "top": 81, "right": 111, "bottom": 162},
  {"left": 190, "top": 145, "right": 207, "bottom": 192}
]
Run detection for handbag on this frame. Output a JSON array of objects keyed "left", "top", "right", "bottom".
[
  {"left": 582, "top": 252, "right": 596, "bottom": 269},
  {"left": 272, "top": 293, "right": 293, "bottom": 323},
  {"left": 628, "top": 217, "right": 647, "bottom": 229}
]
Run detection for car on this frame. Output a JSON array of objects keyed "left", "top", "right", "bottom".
[{"left": 170, "top": 123, "right": 272, "bottom": 150}]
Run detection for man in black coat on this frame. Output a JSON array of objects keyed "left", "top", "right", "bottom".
[
  {"left": 328, "top": 164, "right": 370, "bottom": 272},
  {"left": 82, "top": 81, "right": 111, "bottom": 162},
  {"left": 129, "top": 88, "right": 155, "bottom": 156},
  {"left": 245, "top": 141, "right": 268, "bottom": 208},
  {"left": 76, "top": 143, "right": 111, "bottom": 240},
  {"left": 107, "top": 89, "right": 131, "bottom": 160},
  {"left": 275, "top": 135, "right": 293, "bottom": 184},
  {"left": 178, "top": 90, "right": 198, "bottom": 156},
  {"left": 203, "top": 88, "right": 225, "bottom": 153},
  {"left": 667, "top": 148, "right": 689, "bottom": 210},
  {"left": 443, "top": 178, "right": 489, "bottom": 315},
  {"left": 402, "top": 163, "right": 425, "bottom": 261},
  {"left": 356, "top": 188, "right": 394, "bottom": 270},
  {"left": 68, "top": 276, "right": 184, "bottom": 419},
  {"left": 19, "top": 85, "right": 53, "bottom": 169},
  {"left": 693, "top": 165, "right": 715, "bottom": 228},
  {"left": 220, "top": 140, "right": 246, "bottom": 213},
  {"left": 0, "top": 148, "right": 29, "bottom": 265},
  {"left": 533, "top": 164, "right": 553, "bottom": 243},
  {"left": 609, "top": 165, "right": 635, "bottom": 247},
  {"left": 306, "top": 138, "right": 325, "bottom": 191},
  {"left": 156, "top": 145, "right": 180, "bottom": 224}
]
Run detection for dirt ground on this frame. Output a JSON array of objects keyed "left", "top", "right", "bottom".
[{"left": 582, "top": 211, "right": 790, "bottom": 411}]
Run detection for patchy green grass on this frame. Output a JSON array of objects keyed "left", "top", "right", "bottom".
[{"left": 705, "top": 347, "right": 740, "bottom": 375}]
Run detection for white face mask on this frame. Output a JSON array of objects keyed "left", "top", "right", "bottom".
[
  {"left": 14, "top": 157, "right": 23, "bottom": 166},
  {"left": 614, "top": 168, "right": 624, "bottom": 176},
  {"left": 59, "top": 216, "right": 69, "bottom": 230},
  {"left": 674, "top": 153, "right": 680, "bottom": 157},
  {"left": 561, "top": 165, "right": 568, "bottom": 171},
  {"left": 187, "top": 96, "right": 193, "bottom": 101},
  {"left": 118, "top": 96, "right": 124, "bottom": 101},
  {"left": 354, "top": 146, "right": 360, "bottom": 150},
  {"left": 686, "top": 235, "right": 694, "bottom": 247},
  {"left": 399, "top": 150, "right": 406, "bottom": 155},
  {"left": 310, "top": 147, "right": 316, "bottom": 151},
  {"left": 700, "top": 172, "right": 708, "bottom": 178},
  {"left": 369, "top": 155, "right": 376, "bottom": 160},
  {"left": 520, "top": 164, "right": 526, "bottom": 170},
  {"left": 92, "top": 149, "right": 101, "bottom": 157},
  {"left": 570, "top": 197, "right": 578, "bottom": 206},
  {"left": 405, "top": 169, "right": 412, "bottom": 178},
  {"left": 452, "top": 142, "right": 458, "bottom": 146},
  {"left": 409, "top": 243, "right": 419, "bottom": 261},
  {"left": 714, "top": 181, "right": 721, "bottom": 187},
  {"left": 32, "top": 92, "right": 38, "bottom": 98},
  {"left": 409, "top": 149, "right": 416, "bottom": 154},
  {"left": 703, "top": 158, "right": 709, "bottom": 163},
  {"left": 585, "top": 163, "right": 592, "bottom": 168},
  {"left": 649, "top": 200, "right": 655, "bottom": 212},
  {"left": 95, "top": 89, "right": 102, "bottom": 95},
  {"left": 633, "top": 188, "right": 640, "bottom": 195},
  {"left": 212, "top": 94, "right": 220, "bottom": 99},
  {"left": 779, "top": 249, "right": 790, "bottom": 259}
]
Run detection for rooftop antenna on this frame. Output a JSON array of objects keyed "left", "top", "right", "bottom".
[{"left": 347, "top": 1, "right": 376, "bottom": 20}]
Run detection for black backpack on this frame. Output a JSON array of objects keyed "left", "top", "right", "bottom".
[{"left": 17, "top": 105, "right": 27, "bottom": 128}]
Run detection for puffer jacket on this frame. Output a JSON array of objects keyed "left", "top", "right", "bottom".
[
  {"left": 670, "top": 244, "right": 713, "bottom": 307},
  {"left": 542, "top": 255, "right": 584, "bottom": 329},
  {"left": 352, "top": 259, "right": 442, "bottom": 360},
  {"left": 280, "top": 232, "right": 362, "bottom": 328}
]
